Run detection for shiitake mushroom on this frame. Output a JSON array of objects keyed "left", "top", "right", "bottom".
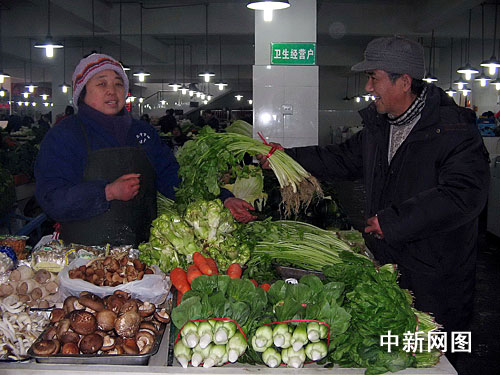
[
  {"left": 96, "top": 309, "right": 117, "bottom": 331},
  {"left": 114, "top": 311, "right": 141, "bottom": 338},
  {"left": 79, "top": 333, "right": 103, "bottom": 354},
  {"left": 69, "top": 310, "right": 97, "bottom": 335}
]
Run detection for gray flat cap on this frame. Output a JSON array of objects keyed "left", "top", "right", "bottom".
[{"left": 351, "top": 36, "right": 425, "bottom": 79}]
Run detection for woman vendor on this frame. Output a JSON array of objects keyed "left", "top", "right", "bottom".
[{"left": 35, "top": 53, "right": 255, "bottom": 247}]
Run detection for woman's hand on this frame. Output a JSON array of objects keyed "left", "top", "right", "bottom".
[
  {"left": 224, "top": 197, "right": 257, "bottom": 223},
  {"left": 105, "top": 173, "right": 141, "bottom": 201}
]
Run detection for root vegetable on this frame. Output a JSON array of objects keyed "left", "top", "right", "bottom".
[
  {"left": 45, "top": 281, "right": 59, "bottom": 294},
  {"left": 30, "top": 286, "right": 48, "bottom": 301},
  {"left": 0, "top": 283, "right": 15, "bottom": 297},
  {"left": 9, "top": 265, "right": 34, "bottom": 282},
  {"left": 34, "top": 269, "right": 51, "bottom": 284},
  {"left": 17, "top": 279, "right": 40, "bottom": 295}
]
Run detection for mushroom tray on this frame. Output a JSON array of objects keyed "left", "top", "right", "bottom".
[{"left": 28, "top": 290, "right": 171, "bottom": 365}]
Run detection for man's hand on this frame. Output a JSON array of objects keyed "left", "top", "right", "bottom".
[
  {"left": 364, "top": 215, "right": 384, "bottom": 239},
  {"left": 105, "top": 173, "right": 141, "bottom": 201},
  {"left": 224, "top": 197, "right": 257, "bottom": 223},
  {"left": 256, "top": 142, "right": 282, "bottom": 170}
]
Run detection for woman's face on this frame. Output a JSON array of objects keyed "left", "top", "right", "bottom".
[{"left": 83, "top": 69, "right": 125, "bottom": 115}]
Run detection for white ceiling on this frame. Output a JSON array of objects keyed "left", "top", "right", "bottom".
[{"left": 0, "top": 0, "right": 493, "bottom": 93}]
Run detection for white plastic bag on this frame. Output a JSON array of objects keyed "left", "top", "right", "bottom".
[{"left": 58, "top": 257, "right": 171, "bottom": 305}]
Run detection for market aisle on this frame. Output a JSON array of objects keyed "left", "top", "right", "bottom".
[{"left": 454, "top": 232, "right": 500, "bottom": 375}]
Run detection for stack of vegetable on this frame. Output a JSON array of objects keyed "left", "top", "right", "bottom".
[
  {"left": 252, "top": 322, "right": 329, "bottom": 368},
  {"left": 139, "top": 199, "right": 250, "bottom": 273},
  {"left": 175, "top": 126, "right": 323, "bottom": 217},
  {"left": 174, "top": 319, "right": 248, "bottom": 368},
  {"left": 172, "top": 274, "right": 268, "bottom": 366},
  {"left": 322, "top": 251, "right": 442, "bottom": 374}
]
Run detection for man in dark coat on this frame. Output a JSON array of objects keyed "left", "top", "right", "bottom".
[
  {"left": 258, "top": 36, "right": 490, "bottom": 364},
  {"left": 159, "top": 108, "right": 177, "bottom": 133}
]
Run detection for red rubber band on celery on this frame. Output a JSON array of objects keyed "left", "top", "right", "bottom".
[
  {"left": 264, "top": 319, "right": 331, "bottom": 365},
  {"left": 257, "top": 131, "right": 283, "bottom": 158},
  {"left": 175, "top": 317, "right": 247, "bottom": 344}
]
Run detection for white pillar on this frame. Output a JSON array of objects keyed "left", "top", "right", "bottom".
[{"left": 252, "top": 0, "right": 318, "bottom": 147}]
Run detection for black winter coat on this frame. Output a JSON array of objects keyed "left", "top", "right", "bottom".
[{"left": 287, "top": 85, "right": 490, "bottom": 330}]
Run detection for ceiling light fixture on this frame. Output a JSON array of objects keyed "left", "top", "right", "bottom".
[
  {"left": 118, "top": 1, "right": 130, "bottom": 71},
  {"left": 34, "top": 0, "right": 64, "bottom": 58},
  {"left": 481, "top": 1, "right": 500, "bottom": 75},
  {"left": 26, "top": 40, "right": 38, "bottom": 93},
  {"left": 423, "top": 30, "right": 439, "bottom": 83},
  {"left": 169, "top": 36, "right": 182, "bottom": 91},
  {"left": 247, "top": 0, "right": 290, "bottom": 22},
  {"left": 198, "top": 4, "right": 215, "bottom": 82},
  {"left": 60, "top": 39, "right": 70, "bottom": 94},
  {"left": 133, "top": 3, "right": 151, "bottom": 82},
  {"left": 457, "top": 9, "right": 479, "bottom": 80},
  {"left": 215, "top": 35, "right": 228, "bottom": 91},
  {"left": 446, "top": 38, "right": 457, "bottom": 96},
  {"left": 476, "top": 3, "right": 491, "bottom": 86}
]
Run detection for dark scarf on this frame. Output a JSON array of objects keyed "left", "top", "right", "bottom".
[
  {"left": 78, "top": 102, "right": 132, "bottom": 146},
  {"left": 387, "top": 85, "right": 428, "bottom": 127}
]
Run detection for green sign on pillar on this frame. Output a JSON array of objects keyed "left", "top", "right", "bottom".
[{"left": 270, "top": 42, "right": 316, "bottom": 65}]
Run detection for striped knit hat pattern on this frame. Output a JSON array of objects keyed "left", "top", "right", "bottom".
[{"left": 72, "top": 53, "right": 129, "bottom": 107}]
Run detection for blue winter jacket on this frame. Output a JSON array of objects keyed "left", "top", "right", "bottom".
[{"left": 34, "top": 110, "right": 180, "bottom": 222}]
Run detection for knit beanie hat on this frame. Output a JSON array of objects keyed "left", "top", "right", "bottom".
[
  {"left": 72, "top": 53, "right": 129, "bottom": 106},
  {"left": 351, "top": 36, "right": 425, "bottom": 79}
]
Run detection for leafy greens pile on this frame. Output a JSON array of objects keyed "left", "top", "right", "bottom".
[
  {"left": 322, "top": 251, "right": 441, "bottom": 374},
  {"left": 139, "top": 199, "right": 250, "bottom": 272},
  {"left": 175, "top": 126, "right": 322, "bottom": 217}
]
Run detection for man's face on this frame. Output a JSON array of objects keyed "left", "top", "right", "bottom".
[
  {"left": 83, "top": 69, "right": 125, "bottom": 116},
  {"left": 364, "top": 70, "right": 409, "bottom": 117}
]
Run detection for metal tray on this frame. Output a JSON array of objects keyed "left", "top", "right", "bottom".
[
  {"left": 28, "top": 321, "right": 167, "bottom": 365},
  {"left": 275, "top": 264, "right": 325, "bottom": 280}
]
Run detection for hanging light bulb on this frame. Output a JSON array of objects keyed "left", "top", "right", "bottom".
[
  {"left": 138, "top": 97, "right": 144, "bottom": 103},
  {"left": 363, "top": 93, "right": 371, "bottom": 101},
  {"left": 22, "top": 91, "right": 30, "bottom": 98},
  {"left": 475, "top": 72, "right": 491, "bottom": 87},
  {"left": 457, "top": 64, "right": 479, "bottom": 81},
  {"left": 200, "top": 92, "right": 206, "bottom": 100},
  {"left": 160, "top": 99, "right": 166, "bottom": 105},
  {"left": 60, "top": 83, "right": 69, "bottom": 93},
  {"left": 248, "top": 99, "right": 253, "bottom": 105},
  {"left": 0, "top": 87, "right": 5, "bottom": 97},
  {"left": 188, "top": 89, "right": 195, "bottom": 97},
  {"left": 32, "top": 102, "right": 37, "bottom": 107},
  {"left": 43, "top": 102, "right": 49, "bottom": 107},
  {"left": 481, "top": 58, "right": 500, "bottom": 75},
  {"left": 33, "top": 1, "right": 64, "bottom": 58},
  {"left": 247, "top": 0, "right": 290, "bottom": 22},
  {"left": 196, "top": 91, "right": 201, "bottom": 98},
  {"left": 129, "top": 95, "right": 136, "bottom": 102},
  {"left": 133, "top": 68, "right": 150, "bottom": 82},
  {"left": 355, "top": 96, "right": 361, "bottom": 103},
  {"left": 26, "top": 83, "right": 37, "bottom": 93},
  {"left": 181, "top": 85, "right": 188, "bottom": 95},
  {"left": 423, "top": 74, "right": 438, "bottom": 83},
  {"left": 453, "top": 78, "right": 468, "bottom": 90},
  {"left": 17, "top": 101, "right": 22, "bottom": 106},
  {"left": 445, "top": 87, "right": 456, "bottom": 96},
  {"left": 491, "top": 78, "right": 500, "bottom": 90},
  {"left": 215, "top": 82, "right": 228, "bottom": 91},
  {"left": 24, "top": 101, "right": 29, "bottom": 106},
  {"left": 0, "top": 72, "right": 10, "bottom": 84},
  {"left": 169, "top": 82, "right": 181, "bottom": 92},
  {"left": 207, "top": 94, "right": 212, "bottom": 101},
  {"left": 235, "top": 94, "right": 243, "bottom": 101},
  {"left": 40, "top": 94, "right": 49, "bottom": 101},
  {"left": 461, "top": 88, "right": 471, "bottom": 96},
  {"left": 203, "top": 100, "right": 208, "bottom": 105}
]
